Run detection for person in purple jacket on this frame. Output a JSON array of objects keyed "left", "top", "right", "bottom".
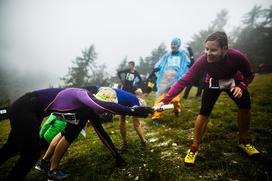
[
  {"left": 154, "top": 31, "right": 260, "bottom": 165},
  {"left": 0, "top": 87, "right": 153, "bottom": 180},
  {"left": 37, "top": 87, "right": 150, "bottom": 180}
]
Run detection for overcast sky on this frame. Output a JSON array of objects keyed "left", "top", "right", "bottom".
[{"left": 0, "top": 0, "right": 271, "bottom": 87}]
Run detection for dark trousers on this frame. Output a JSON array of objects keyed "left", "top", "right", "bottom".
[
  {"left": 0, "top": 93, "right": 43, "bottom": 181},
  {"left": 200, "top": 88, "right": 251, "bottom": 116},
  {"left": 122, "top": 85, "right": 137, "bottom": 94}
]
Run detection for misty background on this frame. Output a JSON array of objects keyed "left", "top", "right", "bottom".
[{"left": 0, "top": 0, "right": 271, "bottom": 103}]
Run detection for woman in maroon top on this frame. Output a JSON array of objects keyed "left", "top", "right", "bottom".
[{"left": 155, "top": 31, "right": 260, "bottom": 165}]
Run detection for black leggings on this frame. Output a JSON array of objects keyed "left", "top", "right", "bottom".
[
  {"left": 0, "top": 93, "right": 43, "bottom": 181},
  {"left": 200, "top": 88, "right": 251, "bottom": 116},
  {"left": 61, "top": 108, "right": 121, "bottom": 158}
]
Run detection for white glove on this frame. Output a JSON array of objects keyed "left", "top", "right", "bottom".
[{"left": 153, "top": 102, "right": 165, "bottom": 112}]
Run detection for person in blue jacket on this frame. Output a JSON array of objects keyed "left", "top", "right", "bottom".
[
  {"left": 92, "top": 87, "right": 148, "bottom": 150},
  {"left": 152, "top": 38, "right": 191, "bottom": 124}
]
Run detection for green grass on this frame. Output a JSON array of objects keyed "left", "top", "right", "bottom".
[{"left": 0, "top": 73, "right": 272, "bottom": 181}]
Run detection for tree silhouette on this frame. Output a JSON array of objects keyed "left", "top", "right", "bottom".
[
  {"left": 61, "top": 45, "right": 109, "bottom": 87},
  {"left": 136, "top": 43, "right": 167, "bottom": 74},
  {"left": 189, "top": 9, "right": 229, "bottom": 58}
]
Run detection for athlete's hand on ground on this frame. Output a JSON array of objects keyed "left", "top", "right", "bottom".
[
  {"left": 231, "top": 86, "right": 243, "bottom": 98},
  {"left": 153, "top": 102, "right": 164, "bottom": 112},
  {"left": 130, "top": 106, "right": 154, "bottom": 117},
  {"left": 115, "top": 156, "right": 127, "bottom": 168}
]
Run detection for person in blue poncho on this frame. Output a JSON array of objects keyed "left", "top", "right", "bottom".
[{"left": 152, "top": 38, "right": 191, "bottom": 124}]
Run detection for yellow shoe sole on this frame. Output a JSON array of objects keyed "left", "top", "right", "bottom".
[
  {"left": 184, "top": 149, "right": 198, "bottom": 165},
  {"left": 239, "top": 144, "right": 260, "bottom": 156}
]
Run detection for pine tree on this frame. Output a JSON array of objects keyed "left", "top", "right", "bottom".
[{"left": 61, "top": 45, "right": 98, "bottom": 87}]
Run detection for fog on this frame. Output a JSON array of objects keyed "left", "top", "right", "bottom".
[{"left": 0, "top": 0, "right": 271, "bottom": 100}]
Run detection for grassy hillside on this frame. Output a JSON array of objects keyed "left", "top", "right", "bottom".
[{"left": 0, "top": 73, "right": 271, "bottom": 181}]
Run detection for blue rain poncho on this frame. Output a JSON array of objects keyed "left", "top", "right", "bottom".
[{"left": 154, "top": 49, "right": 190, "bottom": 97}]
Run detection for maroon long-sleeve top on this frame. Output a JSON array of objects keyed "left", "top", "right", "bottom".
[{"left": 162, "top": 49, "right": 254, "bottom": 104}]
